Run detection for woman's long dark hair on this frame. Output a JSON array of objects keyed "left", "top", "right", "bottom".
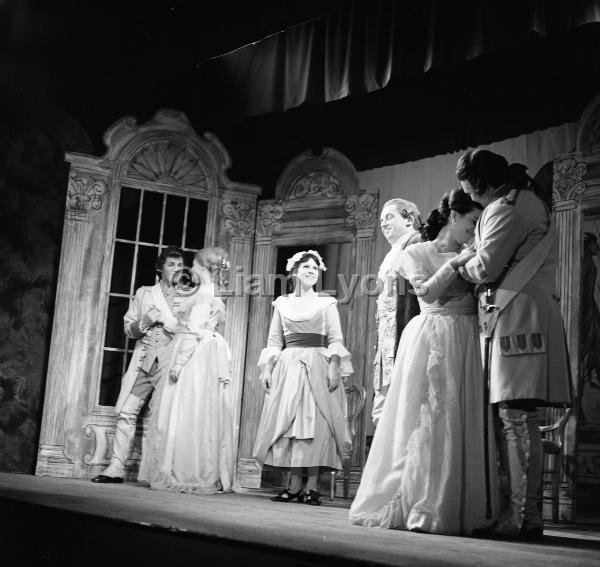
[{"left": 420, "top": 187, "right": 482, "bottom": 241}]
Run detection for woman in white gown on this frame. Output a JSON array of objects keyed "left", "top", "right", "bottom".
[
  {"left": 253, "top": 250, "right": 352, "bottom": 506},
  {"left": 139, "top": 247, "right": 234, "bottom": 494},
  {"left": 349, "top": 188, "right": 491, "bottom": 535}
]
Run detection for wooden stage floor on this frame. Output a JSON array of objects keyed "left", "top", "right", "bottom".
[{"left": 1, "top": 473, "right": 599, "bottom": 567}]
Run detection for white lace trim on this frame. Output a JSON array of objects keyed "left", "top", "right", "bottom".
[
  {"left": 257, "top": 346, "right": 282, "bottom": 368},
  {"left": 326, "top": 342, "right": 353, "bottom": 377}
]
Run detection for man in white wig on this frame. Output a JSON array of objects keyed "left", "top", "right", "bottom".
[
  {"left": 372, "top": 198, "right": 422, "bottom": 426},
  {"left": 91, "top": 245, "right": 184, "bottom": 483}
]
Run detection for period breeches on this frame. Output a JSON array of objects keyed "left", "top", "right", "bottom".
[{"left": 102, "top": 364, "right": 158, "bottom": 478}]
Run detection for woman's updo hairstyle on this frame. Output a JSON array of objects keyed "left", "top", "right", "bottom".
[
  {"left": 420, "top": 187, "right": 482, "bottom": 241},
  {"left": 508, "top": 162, "right": 553, "bottom": 211},
  {"left": 194, "top": 247, "right": 230, "bottom": 285},
  {"left": 507, "top": 163, "right": 531, "bottom": 190}
]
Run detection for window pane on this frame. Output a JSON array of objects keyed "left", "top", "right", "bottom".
[
  {"left": 134, "top": 244, "right": 159, "bottom": 289},
  {"left": 110, "top": 242, "right": 135, "bottom": 294},
  {"left": 104, "top": 296, "right": 129, "bottom": 348},
  {"left": 115, "top": 186, "right": 140, "bottom": 240},
  {"left": 182, "top": 250, "right": 194, "bottom": 267},
  {"left": 124, "top": 343, "right": 134, "bottom": 370},
  {"left": 139, "top": 190, "right": 163, "bottom": 243},
  {"left": 163, "top": 194, "right": 186, "bottom": 246},
  {"left": 99, "top": 350, "right": 125, "bottom": 406},
  {"left": 185, "top": 198, "right": 208, "bottom": 250}
]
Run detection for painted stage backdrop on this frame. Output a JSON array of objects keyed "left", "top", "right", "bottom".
[
  {"left": 579, "top": 219, "right": 600, "bottom": 486},
  {"left": 0, "top": 79, "right": 92, "bottom": 472}
]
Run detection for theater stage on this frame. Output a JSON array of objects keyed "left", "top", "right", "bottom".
[{"left": 0, "top": 473, "right": 599, "bottom": 567}]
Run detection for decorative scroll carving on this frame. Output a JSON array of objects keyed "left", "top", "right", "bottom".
[
  {"left": 287, "top": 171, "right": 342, "bottom": 200},
  {"left": 67, "top": 172, "right": 107, "bottom": 220},
  {"left": 553, "top": 156, "right": 588, "bottom": 202},
  {"left": 83, "top": 424, "right": 113, "bottom": 465},
  {"left": 126, "top": 140, "right": 208, "bottom": 187},
  {"left": 344, "top": 191, "right": 378, "bottom": 233},
  {"left": 103, "top": 109, "right": 196, "bottom": 161},
  {"left": 256, "top": 203, "right": 284, "bottom": 237},
  {"left": 274, "top": 148, "right": 358, "bottom": 201},
  {"left": 223, "top": 201, "right": 256, "bottom": 238}
]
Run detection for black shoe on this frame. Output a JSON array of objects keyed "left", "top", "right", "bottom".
[
  {"left": 304, "top": 489, "right": 322, "bottom": 506},
  {"left": 409, "top": 527, "right": 430, "bottom": 534},
  {"left": 271, "top": 489, "right": 304, "bottom": 503},
  {"left": 91, "top": 474, "right": 124, "bottom": 484}
]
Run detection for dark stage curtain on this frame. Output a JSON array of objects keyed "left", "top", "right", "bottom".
[{"left": 192, "top": 0, "right": 600, "bottom": 124}]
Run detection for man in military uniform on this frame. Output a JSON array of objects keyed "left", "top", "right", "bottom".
[
  {"left": 91, "top": 245, "right": 185, "bottom": 483},
  {"left": 372, "top": 198, "right": 422, "bottom": 426},
  {"left": 452, "top": 149, "right": 571, "bottom": 539}
]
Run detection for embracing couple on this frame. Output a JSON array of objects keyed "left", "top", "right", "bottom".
[
  {"left": 350, "top": 149, "right": 572, "bottom": 539},
  {"left": 92, "top": 245, "right": 235, "bottom": 494}
]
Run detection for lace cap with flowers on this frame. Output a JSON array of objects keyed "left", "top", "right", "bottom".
[{"left": 285, "top": 250, "right": 327, "bottom": 273}]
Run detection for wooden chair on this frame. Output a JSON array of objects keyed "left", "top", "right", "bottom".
[
  {"left": 330, "top": 383, "right": 366, "bottom": 499},
  {"left": 539, "top": 407, "right": 571, "bottom": 523}
]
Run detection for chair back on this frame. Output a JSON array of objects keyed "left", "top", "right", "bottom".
[
  {"left": 539, "top": 407, "right": 572, "bottom": 522},
  {"left": 540, "top": 407, "right": 571, "bottom": 449},
  {"left": 344, "top": 383, "right": 366, "bottom": 439}
]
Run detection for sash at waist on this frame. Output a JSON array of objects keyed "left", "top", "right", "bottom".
[
  {"left": 420, "top": 306, "right": 476, "bottom": 315},
  {"left": 284, "top": 333, "right": 328, "bottom": 348}
]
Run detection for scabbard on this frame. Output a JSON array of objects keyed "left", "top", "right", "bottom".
[{"left": 483, "top": 335, "right": 492, "bottom": 520}]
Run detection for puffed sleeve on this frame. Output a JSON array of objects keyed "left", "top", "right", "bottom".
[
  {"left": 187, "top": 297, "right": 212, "bottom": 335},
  {"left": 324, "top": 303, "right": 353, "bottom": 377},
  {"left": 171, "top": 296, "right": 212, "bottom": 369},
  {"left": 388, "top": 243, "right": 466, "bottom": 303},
  {"left": 124, "top": 287, "right": 146, "bottom": 339},
  {"left": 411, "top": 261, "right": 460, "bottom": 304},
  {"left": 460, "top": 203, "right": 528, "bottom": 284},
  {"left": 386, "top": 245, "right": 428, "bottom": 283},
  {"left": 208, "top": 298, "right": 227, "bottom": 331},
  {"left": 257, "top": 306, "right": 284, "bottom": 369}
]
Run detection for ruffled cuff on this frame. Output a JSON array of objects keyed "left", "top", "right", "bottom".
[
  {"left": 326, "top": 342, "right": 353, "bottom": 377},
  {"left": 257, "top": 347, "right": 281, "bottom": 369},
  {"left": 126, "top": 320, "right": 146, "bottom": 339}
]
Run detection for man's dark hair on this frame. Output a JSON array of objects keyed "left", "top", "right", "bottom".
[
  {"left": 155, "top": 245, "right": 185, "bottom": 278},
  {"left": 456, "top": 149, "right": 510, "bottom": 196}
]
